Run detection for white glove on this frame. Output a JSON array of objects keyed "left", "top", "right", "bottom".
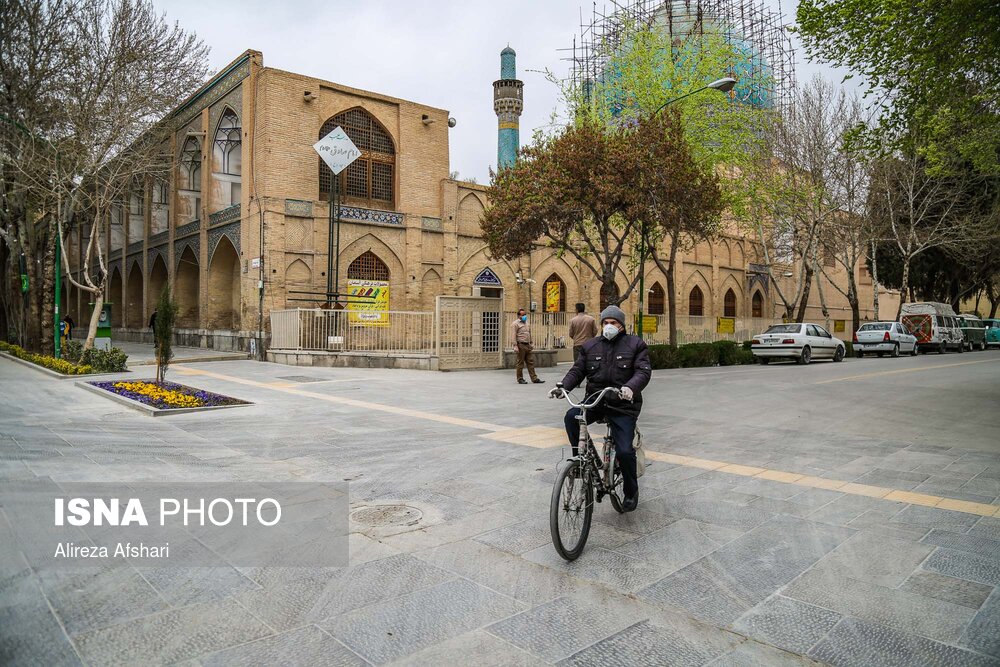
[
  {"left": 548, "top": 387, "right": 565, "bottom": 399},
  {"left": 620, "top": 386, "right": 634, "bottom": 402}
]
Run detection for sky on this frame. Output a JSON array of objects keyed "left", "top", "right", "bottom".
[{"left": 153, "top": 0, "right": 861, "bottom": 184}]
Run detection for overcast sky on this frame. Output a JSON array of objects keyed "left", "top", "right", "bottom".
[{"left": 154, "top": 0, "right": 860, "bottom": 184}]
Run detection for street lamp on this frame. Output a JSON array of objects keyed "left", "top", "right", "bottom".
[{"left": 635, "top": 77, "right": 737, "bottom": 339}]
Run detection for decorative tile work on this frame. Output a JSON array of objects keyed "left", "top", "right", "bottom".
[
  {"left": 340, "top": 205, "right": 403, "bottom": 226},
  {"left": 127, "top": 241, "right": 143, "bottom": 254},
  {"left": 209, "top": 204, "right": 241, "bottom": 226},
  {"left": 146, "top": 245, "right": 167, "bottom": 267},
  {"left": 175, "top": 220, "right": 200, "bottom": 238},
  {"left": 474, "top": 267, "right": 503, "bottom": 286},
  {"left": 148, "top": 230, "right": 168, "bottom": 246},
  {"left": 208, "top": 222, "right": 240, "bottom": 263},
  {"left": 172, "top": 54, "right": 251, "bottom": 126},
  {"left": 284, "top": 199, "right": 313, "bottom": 218},
  {"left": 174, "top": 237, "right": 200, "bottom": 267},
  {"left": 127, "top": 256, "right": 142, "bottom": 277},
  {"left": 422, "top": 216, "right": 442, "bottom": 230},
  {"left": 109, "top": 249, "right": 122, "bottom": 260}
]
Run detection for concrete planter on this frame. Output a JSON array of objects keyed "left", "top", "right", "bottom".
[
  {"left": 0, "top": 352, "right": 130, "bottom": 380},
  {"left": 76, "top": 380, "right": 252, "bottom": 417},
  {"left": 267, "top": 349, "right": 439, "bottom": 371}
]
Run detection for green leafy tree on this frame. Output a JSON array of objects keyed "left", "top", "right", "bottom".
[{"left": 153, "top": 284, "right": 177, "bottom": 384}]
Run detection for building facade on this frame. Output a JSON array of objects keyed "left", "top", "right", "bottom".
[{"left": 61, "top": 49, "right": 898, "bottom": 353}]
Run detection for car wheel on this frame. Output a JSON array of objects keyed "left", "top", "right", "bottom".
[
  {"left": 957, "top": 341, "right": 965, "bottom": 353},
  {"left": 856, "top": 350, "right": 864, "bottom": 358},
  {"left": 877, "top": 352, "right": 884, "bottom": 358},
  {"left": 833, "top": 346, "right": 845, "bottom": 362},
  {"left": 891, "top": 343, "right": 900, "bottom": 358},
  {"left": 759, "top": 357, "right": 770, "bottom": 365},
  {"left": 797, "top": 346, "right": 811, "bottom": 365},
  {"left": 910, "top": 345, "right": 918, "bottom": 356}
]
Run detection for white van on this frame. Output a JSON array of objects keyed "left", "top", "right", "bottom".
[{"left": 900, "top": 302, "right": 965, "bottom": 354}]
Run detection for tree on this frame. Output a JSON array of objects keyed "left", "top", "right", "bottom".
[
  {"left": 153, "top": 284, "right": 176, "bottom": 383},
  {"left": 795, "top": 0, "right": 1000, "bottom": 175},
  {"left": 628, "top": 111, "right": 724, "bottom": 345},
  {"left": 482, "top": 119, "right": 641, "bottom": 307},
  {"left": 0, "top": 0, "right": 208, "bottom": 351}
]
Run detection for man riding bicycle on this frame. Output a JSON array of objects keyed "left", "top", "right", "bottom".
[{"left": 549, "top": 305, "right": 651, "bottom": 512}]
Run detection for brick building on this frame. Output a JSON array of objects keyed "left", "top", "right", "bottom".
[{"left": 61, "top": 49, "right": 898, "bottom": 354}]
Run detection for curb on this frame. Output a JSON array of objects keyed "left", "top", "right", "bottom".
[
  {"left": 75, "top": 380, "right": 253, "bottom": 417},
  {"left": 0, "top": 352, "right": 130, "bottom": 380}
]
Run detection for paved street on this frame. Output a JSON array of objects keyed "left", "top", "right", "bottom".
[{"left": 2, "top": 351, "right": 1000, "bottom": 666}]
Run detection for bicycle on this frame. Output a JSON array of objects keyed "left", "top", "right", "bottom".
[{"left": 549, "top": 383, "right": 632, "bottom": 561}]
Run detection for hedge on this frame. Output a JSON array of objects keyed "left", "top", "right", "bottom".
[
  {"left": 0, "top": 341, "right": 94, "bottom": 375},
  {"left": 647, "top": 340, "right": 755, "bottom": 369}
]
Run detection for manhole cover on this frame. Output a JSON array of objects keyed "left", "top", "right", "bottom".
[
  {"left": 278, "top": 375, "right": 326, "bottom": 383},
  {"left": 350, "top": 504, "right": 423, "bottom": 527}
]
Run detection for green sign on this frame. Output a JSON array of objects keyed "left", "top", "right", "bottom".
[{"left": 20, "top": 274, "right": 28, "bottom": 293}]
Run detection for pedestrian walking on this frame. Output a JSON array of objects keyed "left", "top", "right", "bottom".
[
  {"left": 149, "top": 310, "right": 158, "bottom": 348},
  {"left": 567, "top": 302, "right": 598, "bottom": 362},
  {"left": 63, "top": 315, "right": 74, "bottom": 341},
  {"left": 511, "top": 308, "right": 544, "bottom": 385}
]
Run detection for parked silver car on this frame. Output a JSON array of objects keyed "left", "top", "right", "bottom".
[
  {"left": 853, "top": 322, "right": 918, "bottom": 358},
  {"left": 751, "top": 323, "right": 847, "bottom": 365}
]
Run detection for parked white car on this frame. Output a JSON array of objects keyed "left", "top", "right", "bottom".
[
  {"left": 853, "top": 322, "right": 918, "bottom": 358},
  {"left": 751, "top": 323, "right": 847, "bottom": 365}
]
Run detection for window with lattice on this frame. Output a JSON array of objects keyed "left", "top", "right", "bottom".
[
  {"left": 543, "top": 273, "right": 566, "bottom": 312},
  {"left": 319, "top": 109, "right": 395, "bottom": 208},
  {"left": 347, "top": 251, "right": 390, "bottom": 282},
  {"left": 689, "top": 286, "right": 704, "bottom": 316},
  {"left": 180, "top": 137, "right": 201, "bottom": 191},
  {"left": 724, "top": 288, "right": 737, "bottom": 317},
  {"left": 648, "top": 282, "right": 665, "bottom": 315},
  {"left": 214, "top": 109, "right": 241, "bottom": 176},
  {"left": 752, "top": 291, "right": 763, "bottom": 318}
]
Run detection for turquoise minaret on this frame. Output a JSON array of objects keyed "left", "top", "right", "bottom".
[{"left": 493, "top": 46, "right": 523, "bottom": 170}]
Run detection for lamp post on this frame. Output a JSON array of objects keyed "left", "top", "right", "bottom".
[{"left": 635, "top": 77, "right": 737, "bottom": 339}]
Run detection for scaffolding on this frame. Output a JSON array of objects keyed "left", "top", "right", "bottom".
[{"left": 565, "top": 0, "right": 796, "bottom": 112}]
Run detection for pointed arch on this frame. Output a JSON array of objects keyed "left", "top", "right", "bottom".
[
  {"left": 286, "top": 258, "right": 311, "bottom": 284},
  {"left": 109, "top": 265, "right": 123, "bottom": 327},
  {"left": 319, "top": 107, "right": 396, "bottom": 208},
  {"left": 542, "top": 272, "right": 567, "bottom": 312},
  {"left": 421, "top": 268, "right": 443, "bottom": 311},
  {"left": 148, "top": 254, "right": 169, "bottom": 309},
  {"left": 648, "top": 281, "right": 665, "bottom": 315},
  {"left": 752, "top": 290, "right": 764, "bottom": 318},
  {"left": 347, "top": 250, "right": 390, "bottom": 282},
  {"left": 212, "top": 107, "right": 241, "bottom": 210},
  {"left": 339, "top": 233, "right": 404, "bottom": 287},
  {"left": 457, "top": 193, "right": 486, "bottom": 237},
  {"left": 206, "top": 235, "right": 240, "bottom": 330},
  {"left": 724, "top": 287, "right": 737, "bottom": 317},
  {"left": 125, "top": 260, "right": 144, "bottom": 328},
  {"left": 176, "top": 245, "right": 199, "bottom": 328},
  {"left": 689, "top": 285, "right": 704, "bottom": 316}
]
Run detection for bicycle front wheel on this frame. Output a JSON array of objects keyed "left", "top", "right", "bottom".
[{"left": 550, "top": 460, "right": 593, "bottom": 561}]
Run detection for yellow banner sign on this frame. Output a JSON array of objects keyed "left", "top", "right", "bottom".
[
  {"left": 545, "top": 281, "right": 561, "bottom": 313},
  {"left": 834, "top": 319, "right": 846, "bottom": 332},
  {"left": 634, "top": 315, "right": 658, "bottom": 334},
  {"left": 347, "top": 280, "right": 389, "bottom": 327},
  {"left": 717, "top": 317, "right": 736, "bottom": 334}
]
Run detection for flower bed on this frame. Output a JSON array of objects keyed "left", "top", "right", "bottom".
[
  {"left": 0, "top": 341, "right": 94, "bottom": 374},
  {"left": 88, "top": 380, "right": 248, "bottom": 410}
]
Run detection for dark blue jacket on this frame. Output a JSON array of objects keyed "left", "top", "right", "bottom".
[{"left": 561, "top": 333, "right": 652, "bottom": 416}]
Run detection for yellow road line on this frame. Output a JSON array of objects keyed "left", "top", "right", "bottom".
[
  {"left": 814, "top": 357, "right": 1000, "bottom": 385},
  {"left": 171, "top": 365, "right": 999, "bottom": 518}
]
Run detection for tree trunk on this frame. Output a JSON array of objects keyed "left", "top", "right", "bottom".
[
  {"left": 40, "top": 225, "right": 55, "bottom": 355},
  {"left": 83, "top": 290, "right": 103, "bottom": 350},
  {"left": 870, "top": 241, "right": 880, "bottom": 321},
  {"left": 848, "top": 276, "right": 861, "bottom": 334},
  {"left": 795, "top": 264, "right": 814, "bottom": 322},
  {"left": 666, "top": 233, "right": 680, "bottom": 347},
  {"left": 896, "top": 259, "right": 911, "bottom": 321}
]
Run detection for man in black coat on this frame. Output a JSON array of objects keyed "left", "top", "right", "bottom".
[{"left": 549, "top": 304, "right": 652, "bottom": 511}]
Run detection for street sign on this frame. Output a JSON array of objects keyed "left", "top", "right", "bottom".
[
  {"left": 717, "top": 317, "right": 735, "bottom": 334},
  {"left": 634, "top": 315, "right": 658, "bottom": 334},
  {"left": 313, "top": 126, "right": 361, "bottom": 175}
]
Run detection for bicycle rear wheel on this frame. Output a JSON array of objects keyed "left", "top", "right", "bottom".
[{"left": 550, "top": 460, "right": 593, "bottom": 561}]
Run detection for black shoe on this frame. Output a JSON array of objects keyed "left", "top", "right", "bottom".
[
  {"left": 517, "top": 378, "right": 528, "bottom": 384},
  {"left": 622, "top": 493, "right": 638, "bottom": 512},
  {"left": 532, "top": 378, "right": 545, "bottom": 384}
]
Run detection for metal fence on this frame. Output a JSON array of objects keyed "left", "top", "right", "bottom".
[
  {"left": 642, "top": 316, "right": 777, "bottom": 345},
  {"left": 270, "top": 309, "right": 435, "bottom": 354}
]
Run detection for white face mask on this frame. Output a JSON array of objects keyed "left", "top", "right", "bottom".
[{"left": 603, "top": 323, "right": 620, "bottom": 340}]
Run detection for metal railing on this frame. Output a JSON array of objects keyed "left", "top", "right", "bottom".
[
  {"left": 502, "top": 311, "right": 571, "bottom": 350},
  {"left": 642, "top": 316, "right": 776, "bottom": 345},
  {"left": 270, "top": 309, "right": 435, "bottom": 354}
]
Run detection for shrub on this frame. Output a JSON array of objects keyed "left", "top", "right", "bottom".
[
  {"left": 80, "top": 347, "right": 129, "bottom": 373},
  {"left": 741, "top": 340, "right": 753, "bottom": 351},
  {"left": 677, "top": 342, "right": 718, "bottom": 367},
  {"left": 63, "top": 340, "right": 83, "bottom": 362},
  {"left": 0, "top": 341, "right": 94, "bottom": 374},
  {"left": 713, "top": 340, "right": 742, "bottom": 366},
  {"left": 647, "top": 344, "right": 679, "bottom": 369}
]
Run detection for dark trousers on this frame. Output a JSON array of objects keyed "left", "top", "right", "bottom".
[
  {"left": 516, "top": 343, "right": 538, "bottom": 381},
  {"left": 573, "top": 345, "right": 584, "bottom": 362},
  {"left": 564, "top": 407, "right": 638, "bottom": 498}
]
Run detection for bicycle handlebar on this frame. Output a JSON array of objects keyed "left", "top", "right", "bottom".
[{"left": 555, "top": 384, "right": 621, "bottom": 409}]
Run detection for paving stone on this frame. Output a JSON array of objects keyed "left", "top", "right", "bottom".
[
  {"left": 137, "top": 565, "right": 260, "bottom": 606},
  {"left": 474, "top": 517, "right": 638, "bottom": 556},
  {"left": 0, "top": 569, "right": 82, "bottom": 666},
  {"left": 486, "top": 596, "right": 639, "bottom": 663},
  {"left": 556, "top": 619, "right": 737, "bottom": 667},
  {"left": 731, "top": 477, "right": 804, "bottom": 500},
  {"left": 637, "top": 556, "right": 761, "bottom": 626},
  {"left": 891, "top": 505, "right": 979, "bottom": 533},
  {"left": 960, "top": 587, "right": 1000, "bottom": 659},
  {"left": 644, "top": 495, "right": 774, "bottom": 531},
  {"left": 732, "top": 595, "right": 842, "bottom": 654},
  {"left": 422, "top": 478, "right": 513, "bottom": 507},
  {"left": 708, "top": 640, "right": 817, "bottom": 666},
  {"left": 923, "top": 529, "right": 1000, "bottom": 559},
  {"left": 818, "top": 530, "right": 934, "bottom": 587},
  {"left": 782, "top": 567, "right": 975, "bottom": 643},
  {"left": 924, "top": 547, "right": 1000, "bottom": 587},
  {"left": 807, "top": 494, "right": 903, "bottom": 527},
  {"left": 969, "top": 516, "right": 1000, "bottom": 541},
  {"left": 521, "top": 544, "right": 673, "bottom": 593},
  {"left": 237, "top": 553, "right": 455, "bottom": 631},
  {"left": 898, "top": 570, "right": 993, "bottom": 609},
  {"left": 614, "top": 519, "right": 742, "bottom": 573},
  {"left": 199, "top": 625, "right": 368, "bottom": 666},
  {"left": 322, "top": 578, "right": 523, "bottom": 665},
  {"left": 844, "top": 512, "right": 929, "bottom": 539},
  {"left": 853, "top": 468, "right": 929, "bottom": 491},
  {"left": 392, "top": 629, "right": 545, "bottom": 666},
  {"left": 590, "top": 503, "right": 677, "bottom": 534},
  {"left": 72, "top": 597, "right": 271, "bottom": 666},
  {"left": 809, "top": 616, "right": 996, "bottom": 667},
  {"left": 962, "top": 476, "right": 1000, "bottom": 498}
]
